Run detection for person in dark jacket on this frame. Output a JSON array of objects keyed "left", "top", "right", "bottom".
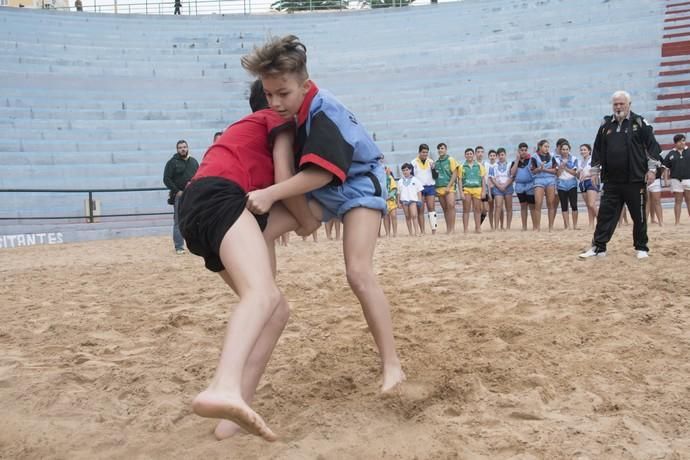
[
  {"left": 663, "top": 133, "right": 690, "bottom": 224},
  {"left": 164, "top": 140, "right": 198, "bottom": 253},
  {"left": 579, "top": 90, "right": 663, "bottom": 260}
]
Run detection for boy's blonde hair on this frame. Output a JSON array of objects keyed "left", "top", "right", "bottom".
[{"left": 241, "top": 35, "right": 309, "bottom": 81}]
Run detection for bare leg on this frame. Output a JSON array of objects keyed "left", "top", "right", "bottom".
[
  {"left": 214, "top": 271, "right": 289, "bottom": 440},
  {"left": 191, "top": 210, "right": 281, "bottom": 442},
  {"left": 529, "top": 202, "right": 538, "bottom": 229},
  {"left": 342, "top": 208, "right": 405, "bottom": 392},
  {"left": 334, "top": 219, "right": 341, "bottom": 240},
  {"left": 572, "top": 210, "right": 578, "bottom": 230},
  {"left": 685, "top": 190, "right": 690, "bottom": 218},
  {"left": 586, "top": 190, "right": 598, "bottom": 229},
  {"left": 533, "top": 187, "right": 544, "bottom": 231},
  {"left": 473, "top": 197, "right": 482, "bottom": 233},
  {"left": 462, "top": 194, "right": 472, "bottom": 233},
  {"left": 403, "top": 204, "right": 413, "bottom": 235},
  {"left": 425, "top": 195, "right": 436, "bottom": 235},
  {"left": 503, "top": 195, "right": 508, "bottom": 230},
  {"left": 520, "top": 202, "right": 528, "bottom": 230},
  {"left": 546, "top": 186, "right": 558, "bottom": 231},
  {"left": 487, "top": 199, "right": 495, "bottom": 230},
  {"left": 652, "top": 191, "right": 660, "bottom": 224},
  {"left": 494, "top": 195, "right": 504, "bottom": 230},
  {"left": 410, "top": 204, "right": 420, "bottom": 236},
  {"left": 391, "top": 210, "right": 398, "bottom": 236},
  {"left": 416, "top": 202, "right": 425, "bottom": 234},
  {"left": 675, "top": 193, "right": 683, "bottom": 224}
]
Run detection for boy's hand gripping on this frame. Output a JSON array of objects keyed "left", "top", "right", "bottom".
[{"left": 246, "top": 189, "right": 276, "bottom": 215}]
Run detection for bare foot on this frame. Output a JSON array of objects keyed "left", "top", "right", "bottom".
[
  {"left": 214, "top": 419, "right": 244, "bottom": 440},
  {"left": 381, "top": 365, "right": 406, "bottom": 393},
  {"left": 192, "top": 390, "right": 277, "bottom": 442}
]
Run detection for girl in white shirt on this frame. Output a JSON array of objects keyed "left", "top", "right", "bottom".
[{"left": 397, "top": 162, "right": 424, "bottom": 236}]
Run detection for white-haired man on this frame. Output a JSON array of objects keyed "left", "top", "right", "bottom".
[{"left": 579, "top": 90, "right": 663, "bottom": 260}]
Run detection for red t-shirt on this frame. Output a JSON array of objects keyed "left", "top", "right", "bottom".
[{"left": 193, "top": 109, "right": 293, "bottom": 192}]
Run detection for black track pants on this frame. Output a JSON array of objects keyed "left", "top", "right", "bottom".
[{"left": 592, "top": 182, "right": 649, "bottom": 252}]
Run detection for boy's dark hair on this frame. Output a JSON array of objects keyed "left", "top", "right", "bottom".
[
  {"left": 488, "top": 149, "right": 497, "bottom": 155},
  {"left": 497, "top": 147, "right": 506, "bottom": 155},
  {"left": 580, "top": 143, "right": 592, "bottom": 152},
  {"left": 241, "top": 35, "right": 309, "bottom": 81},
  {"left": 176, "top": 139, "right": 187, "bottom": 148},
  {"left": 518, "top": 142, "right": 528, "bottom": 150},
  {"left": 437, "top": 142, "right": 447, "bottom": 149},
  {"left": 418, "top": 144, "right": 429, "bottom": 152},
  {"left": 249, "top": 79, "right": 269, "bottom": 112},
  {"left": 673, "top": 134, "right": 686, "bottom": 143},
  {"left": 464, "top": 148, "right": 474, "bottom": 154},
  {"left": 213, "top": 131, "right": 223, "bottom": 140},
  {"left": 401, "top": 162, "right": 413, "bottom": 170},
  {"left": 475, "top": 145, "right": 484, "bottom": 151}
]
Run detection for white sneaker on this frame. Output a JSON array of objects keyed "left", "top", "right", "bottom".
[
  {"left": 636, "top": 250, "right": 649, "bottom": 259},
  {"left": 579, "top": 247, "right": 607, "bottom": 259}
]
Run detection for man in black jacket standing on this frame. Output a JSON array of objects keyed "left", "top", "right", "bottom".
[
  {"left": 579, "top": 90, "right": 663, "bottom": 260},
  {"left": 164, "top": 140, "right": 198, "bottom": 254}
]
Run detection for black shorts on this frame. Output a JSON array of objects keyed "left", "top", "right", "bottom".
[
  {"left": 517, "top": 192, "right": 535, "bottom": 204},
  {"left": 178, "top": 176, "right": 268, "bottom": 272}
]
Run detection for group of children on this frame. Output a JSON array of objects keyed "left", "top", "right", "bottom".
[
  {"left": 384, "top": 139, "right": 602, "bottom": 235},
  {"left": 176, "top": 35, "right": 404, "bottom": 442},
  {"left": 383, "top": 133, "right": 690, "bottom": 236}
]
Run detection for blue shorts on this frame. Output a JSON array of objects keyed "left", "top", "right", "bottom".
[
  {"left": 492, "top": 185, "right": 514, "bottom": 197},
  {"left": 514, "top": 182, "right": 534, "bottom": 195},
  {"left": 421, "top": 185, "right": 436, "bottom": 197},
  {"left": 579, "top": 179, "right": 600, "bottom": 193},
  {"left": 533, "top": 176, "right": 557, "bottom": 189},
  {"left": 310, "top": 168, "right": 387, "bottom": 222}
]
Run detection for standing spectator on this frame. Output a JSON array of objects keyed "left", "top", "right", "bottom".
[
  {"left": 511, "top": 142, "right": 537, "bottom": 230},
  {"left": 646, "top": 162, "right": 665, "bottom": 227},
  {"left": 434, "top": 142, "right": 460, "bottom": 233},
  {"left": 397, "top": 163, "right": 423, "bottom": 236},
  {"left": 383, "top": 165, "right": 398, "bottom": 237},
  {"left": 411, "top": 144, "right": 437, "bottom": 234},
  {"left": 74, "top": 0, "right": 83, "bottom": 11},
  {"left": 484, "top": 149, "right": 498, "bottom": 230},
  {"left": 578, "top": 143, "right": 599, "bottom": 229},
  {"left": 475, "top": 145, "right": 490, "bottom": 225},
  {"left": 531, "top": 139, "right": 559, "bottom": 231},
  {"left": 174, "top": 0, "right": 181, "bottom": 14},
  {"left": 663, "top": 133, "right": 690, "bottom": 224},
  {"left": 489, "top": 147, "right": 514, "bottom": 230},
  {"left": 555, "top": 140, "right": 580, "bottom": 230},
  {"left": 579, "top": 90, "right": 663, "bottom": 259},
  {"left": 164, "top": 140, "right": 198, "bottom": 254},
  {"left": 460, "top": 148, "right": 486, "bottom": 233}
]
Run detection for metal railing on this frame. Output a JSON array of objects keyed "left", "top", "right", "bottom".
[
  {"left": 54, "top": 0, "right": 416, "bottom": 15},
  {"left": 0, "top": 187, "right": 172, "bottom": 223}
]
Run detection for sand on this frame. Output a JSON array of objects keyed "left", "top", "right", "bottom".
[{"left": 1, "top": 209, "right": 689, "bottom": 459}]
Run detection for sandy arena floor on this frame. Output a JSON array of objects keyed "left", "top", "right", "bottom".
[{"left": 1, "top": 210, "right": 689, "bottom": 459}]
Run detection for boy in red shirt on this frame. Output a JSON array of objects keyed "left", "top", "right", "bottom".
[{"left": 178, "top": 80, "right": 318, "bottom": 441}]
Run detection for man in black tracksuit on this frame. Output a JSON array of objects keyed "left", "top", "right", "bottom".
[
  {"left": 579, "top": 91, "right": 662, "bottom": 259},
  {"left": 164, "top": 140, "right": 199, "bottom": 254}
]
